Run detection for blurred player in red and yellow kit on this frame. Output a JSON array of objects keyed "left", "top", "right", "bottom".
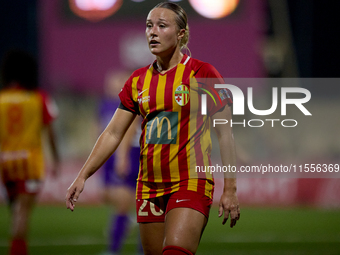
[
  {"left": 66, "top": 2, "right": 240, "bottom": 255},
  {"left": 0, "top": 50, "right": 59, "bottom": 255}
]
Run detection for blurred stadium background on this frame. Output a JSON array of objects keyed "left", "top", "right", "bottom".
[{"left": 0, "top": 0, "right": 339, "bottom": 254}]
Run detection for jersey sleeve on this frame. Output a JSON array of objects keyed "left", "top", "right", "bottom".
[
  {"left": 118, "top": 74, "right": 140, "bottom": 115},
  {"left": 195, "top": 63, "right": 232, "bottom": 116},
  {"left": 39, "top": 91, "right": 59, "bottom": 125}
]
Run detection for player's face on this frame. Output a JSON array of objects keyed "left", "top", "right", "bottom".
[{"left": 146, "top": 8, "right": 181, "bottom": 57}]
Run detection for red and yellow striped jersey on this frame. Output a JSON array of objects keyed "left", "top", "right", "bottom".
[
  {"left": 119, "top": 55, "right": 232, "bottom": 199},
  {"left": 0, "top": 86, "right": 57, "bottom": 182}
]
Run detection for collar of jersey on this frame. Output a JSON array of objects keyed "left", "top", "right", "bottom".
[{"left": 150, "top": 54, "right": 190, "bottom": 76}]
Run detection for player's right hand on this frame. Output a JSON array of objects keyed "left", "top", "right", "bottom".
[{"left": 65, "top": 177, "right": 85, "bottom": 212}]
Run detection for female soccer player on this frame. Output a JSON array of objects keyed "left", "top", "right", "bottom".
[
  {"left": 98, "top": 71, "right": 142, "bottom": 254},
  {"left": 0, "top": 50, "right": 60, "bottom": 255},
  {"left": 66, "top": 2, "right": 240, "bottom": 255}
]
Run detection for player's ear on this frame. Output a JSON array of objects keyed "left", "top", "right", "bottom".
[{"left": 178, "top": 28, "right": 185, "bottom": 41}]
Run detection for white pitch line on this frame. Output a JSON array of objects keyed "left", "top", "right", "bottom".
[
  {"left": 202, "top": 234, "right": 340, "bottom": 243},
  {"left": 0, "top": 237, "right": 107, "bottom": 247},
  {"left": 0, "top": 235, "right": 339, "bottom": 247}
]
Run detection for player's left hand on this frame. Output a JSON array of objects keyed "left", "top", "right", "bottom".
[{"left": 218, "top": 191, "right": 240, "bottom": 227}]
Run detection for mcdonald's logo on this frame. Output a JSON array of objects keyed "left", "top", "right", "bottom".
[
  {"left": 146, "top": 112, "right": 178, "bottom": 144},
  {"left": 148, "top": 117, "right": 171, "bottom": 140}
]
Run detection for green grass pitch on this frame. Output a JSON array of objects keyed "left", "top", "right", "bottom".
[{"left": 0, "top": 205, "right": 339, "bottom": 254}]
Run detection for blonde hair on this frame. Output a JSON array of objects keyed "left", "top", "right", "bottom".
[{"left": 153, "top": 2, "right": 190, "bottom": 52}]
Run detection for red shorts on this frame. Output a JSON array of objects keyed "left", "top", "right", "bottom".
[
  {"left": 136, "top": 190, "right": 212, "bottom": 223},
  {"left": 3, "top": 180, "right": 42, "bottom": 202}
]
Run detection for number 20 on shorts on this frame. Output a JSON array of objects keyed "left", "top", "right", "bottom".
[{"left": 138, "top": 198, "right": 164, "bottom": 217}]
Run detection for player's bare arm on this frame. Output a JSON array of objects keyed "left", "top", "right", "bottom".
[
  {"left": 213, "top": 105, "right": 240, "bottom": 227},
  {"left": 65, "top": 108, "right": 136, "bottom": 211}
]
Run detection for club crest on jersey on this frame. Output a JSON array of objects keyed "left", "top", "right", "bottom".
[{"left": 174, "top": 84, "right": 190, "bottom": 106}]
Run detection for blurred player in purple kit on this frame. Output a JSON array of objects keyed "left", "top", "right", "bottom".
[{"left": 98, "top": 71, "right": 142, "bottom": 255}]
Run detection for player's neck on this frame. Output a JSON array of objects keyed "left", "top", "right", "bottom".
[{"left": 156, "top": 50, "right": 183, "bottom": 74}]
